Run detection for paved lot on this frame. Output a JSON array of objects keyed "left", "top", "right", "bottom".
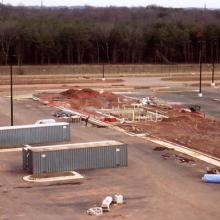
[
  {"left": 156, "top": 89, "right": 220, "bottom": 120},
  {"left": 0, "top": 97, "right": 220, "bottom": 219},
  {"left": 120, "top": 87, "right": 220, "bottom": 120}
]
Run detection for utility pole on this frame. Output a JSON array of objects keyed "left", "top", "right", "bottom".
[{"left": 198, "top": 41, "right": 203, "bottom": 97}]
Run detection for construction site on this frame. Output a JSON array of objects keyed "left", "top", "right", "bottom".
[
  {"left": 35, "top": 85, "right": 220, "bottom": 159},
  {"left": 0, "top": 65, "right": 220, "bottom": 219},
  {"left": 2, "top": 1, "right": 220, "bottom": 219}
]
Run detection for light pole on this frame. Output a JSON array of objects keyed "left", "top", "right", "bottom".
[
  {"left": 102, "top": 63, "right": 105, "bottom": 81},
  {"left": 211, "top": 56, "right": 215, "bottom": 87},
  {"left": 211, "top": 40, "right": 216, "bottom": 87},
  {"left": 10, "top": 62, "right": 13, "bottom": 126},
  {"left": 198, "top": 41, "right": 203, "bottom": 97},
  {"left": 9, "top": 55, "right": 16, "bottom": 126}
]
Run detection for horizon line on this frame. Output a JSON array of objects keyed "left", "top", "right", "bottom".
[{"left": 1, "top": 3, "right": 219, "bottom": 10}]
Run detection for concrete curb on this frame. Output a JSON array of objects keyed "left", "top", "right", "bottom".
[
  {"left": 112, "top": 125, "right": 220, "bottom": 168},
  {"left": 0, "top": 148, "right": 22, "bottom": 153},
  {"left": 142, "top": 136, "right": 220, "bottom": 168},
  {"left": 23, "top": 171, "right": 84, "bottom": 183}
]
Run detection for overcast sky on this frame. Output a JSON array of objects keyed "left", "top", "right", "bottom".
[{"left": 2, "top": 0, "right": 220, "bottom": 9}]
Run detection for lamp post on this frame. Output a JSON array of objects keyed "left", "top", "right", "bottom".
[
  {"left": 10, "top": 62, "right": 13, "bottom": 126},
  {"left": 211, "top": 40, "right": 216, "bottom": 87},
  {"left": 102, "top": 63, "right": 105, "bottom": 81},
  {"left": 211, "top": 57, "right": 215, "bottom": 87},
  {"left": 198, "top": 41, "right": 203, "bottom": 97},
  {"left": 9, "top": 55, "right": 16, "bottom": 126}
]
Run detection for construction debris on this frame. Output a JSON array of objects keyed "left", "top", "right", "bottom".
[
  {"left": 114, "top": 195, "right": 124, "bottom": 204},
  {"left": 206, "top": 167, "right": 220, "bottom": 174},
  {"left": 101, "top": 196, "right": 113, "bottom": 212},
  {"left": 188, "top": 104, "right": 201, "bottom": 112},
  {"left": 87, "top": 194, "right": 125, "bottom": 216},
  {"left": 87, "top": 207, "right": 103, "bottom": 216},
  {"left": 162, "top": 153, "right": 171, "bottom": 160},
  {"left": 175, "top": 155, "right": 195, "bottom": 163},
  {"left": 52, "top": 109, "right": 82, "bottom": 123},
  {"left": 180, "top": 108, "right": 191, "bottom": 113},
  {"left": 154, "top": 147, "right": 168, "bottom": 151}
]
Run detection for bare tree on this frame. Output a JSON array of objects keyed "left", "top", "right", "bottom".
[{"left": 0, "top": 20, "right": 17, "bottom": 64}]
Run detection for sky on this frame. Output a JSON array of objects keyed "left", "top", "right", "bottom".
[{"left": 2, "top": 0, "right": 220, "bottom": 9}]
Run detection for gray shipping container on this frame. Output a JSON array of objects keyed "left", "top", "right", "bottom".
[
  {"left": 23, "top": 140, "right": 128, "bottom": 174},
  {"left": 0, "top": 123, "right": 70, "bottom": 147}
]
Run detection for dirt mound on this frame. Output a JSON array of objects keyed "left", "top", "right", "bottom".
[
  {"left": 101, "top": 91, "right": 117, "bottom": 98},
  {"left": 61, "top": 88, "right": 119, "bottom": 103},
  {"left": 61, "top": 88, "right": 100, "bottom": 99},
  {"left": 57, "top": 88, "right": 122, "bottom": 109}
]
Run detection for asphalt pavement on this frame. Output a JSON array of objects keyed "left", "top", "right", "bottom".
[{"left": 119, "top": 87, "right": 220, "bottom": 120}]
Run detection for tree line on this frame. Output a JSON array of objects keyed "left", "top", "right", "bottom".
[{"left": 0, "top": 4, "right": 220, "bottom": 65}]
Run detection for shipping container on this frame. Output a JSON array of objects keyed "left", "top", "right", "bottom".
[
  {"left": 0, "top": 122, "right": 70, "bottom": 147},
  {"left": 23, "top": 140, "right": 128, "bottom": 174}
]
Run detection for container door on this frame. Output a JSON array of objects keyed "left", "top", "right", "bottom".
[
  {"left": 116, "top": 148, "right": 121, "bottom": 166},
  {"left": 22, "top": 148, "right": 28, "bottom": 170},
  {"left": 41, "top": 153, "right": 47, "bottom": 173}
]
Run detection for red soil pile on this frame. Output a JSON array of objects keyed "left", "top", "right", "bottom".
[
  {"left": 120, "top": 108, "right": 220, "bottom": 158},
  {"left": 37, "top": 88, "right": 121, "bottom": 110},
  {"left": 61, "top": 88, "right": 100, "bottom": 99},
  {"left": 61, "top": 88, "right": 118, "bottom": 100},
  {"left": 60, "top": 88, "right": 120, "bottom": 109}
]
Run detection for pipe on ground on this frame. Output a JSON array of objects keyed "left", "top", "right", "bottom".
[{"left": 202, "top": 174, "right": 220, "bottom": 183}]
